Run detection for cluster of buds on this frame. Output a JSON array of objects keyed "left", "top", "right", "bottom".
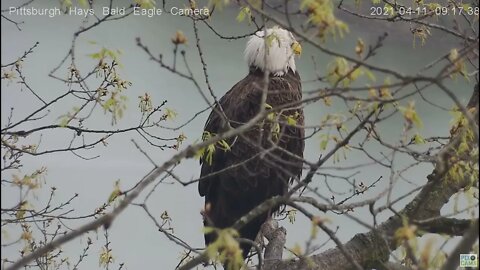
[
  {"left": 15, "top": 60, "right": 23, "bottom": 69},
  {"left": 171, "top": 30, "right": 187, "bottom": 45},
  {"left": 172, "top": 133, "right": 187, "bottom": 150},
  {"left": 67, "top": 65, "right": 79, "bottom": 83},
  {"left": 97, "top": 87, "right": 108, "bottom": 97},
  {"left": 98, "top": 59, "right": 109, "bottom": 72},
  {"left": 112, "top": 76, "right": 132, "bottom": 90},
  {"left": 2, "top": 70, "right": 15, "bottom": 80},
  {"left": 68, "top": 65, "right": 78, "bottom": 76},
  {"left": 138, "top": 93, "right": 153, "bottom": 113}
]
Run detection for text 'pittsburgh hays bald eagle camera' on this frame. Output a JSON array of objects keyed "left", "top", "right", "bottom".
[{"left": 198, "top": 26, "right": 305, "bottom": 264}]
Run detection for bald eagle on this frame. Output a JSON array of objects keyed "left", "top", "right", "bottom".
[{"left": 199, "top": 26, "right": 304, "bottom": 260}]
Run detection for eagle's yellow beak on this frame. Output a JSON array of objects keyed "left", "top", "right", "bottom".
[{"left": 291, "top": 41, "right": 302, "bottom": 56}]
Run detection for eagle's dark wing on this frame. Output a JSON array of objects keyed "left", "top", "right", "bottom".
[
  {"left": 198, "top": 69, "right": 304, "bottom": 258},
  {"left": 197, "top": 76, "right": 257, "bottom": 199}
]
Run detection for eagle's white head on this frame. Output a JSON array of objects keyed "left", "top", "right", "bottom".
[{"left": 244, "top": 26, "right": 302, "bottom": 76}]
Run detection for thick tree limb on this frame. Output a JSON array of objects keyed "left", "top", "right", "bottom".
[
  {"left": 262, "top": 219, "right": 286, "bottom": 264},
  {"left": 263, "top": 85, "right": 479, "bottom": 270},
  {"left": 440, "top": 219, "right": 480, "bottom": 270},
  {"left": 414, "top": 217, "right": 477, "bottom": 236}
]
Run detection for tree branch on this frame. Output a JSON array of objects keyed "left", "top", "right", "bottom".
[{"left": 263, "top": 86, "right": 479, "bottom": 270}]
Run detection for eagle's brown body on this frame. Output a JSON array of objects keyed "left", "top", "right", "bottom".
[{"left": 199, "top": 67, "right": 304, "bottom": 258}]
